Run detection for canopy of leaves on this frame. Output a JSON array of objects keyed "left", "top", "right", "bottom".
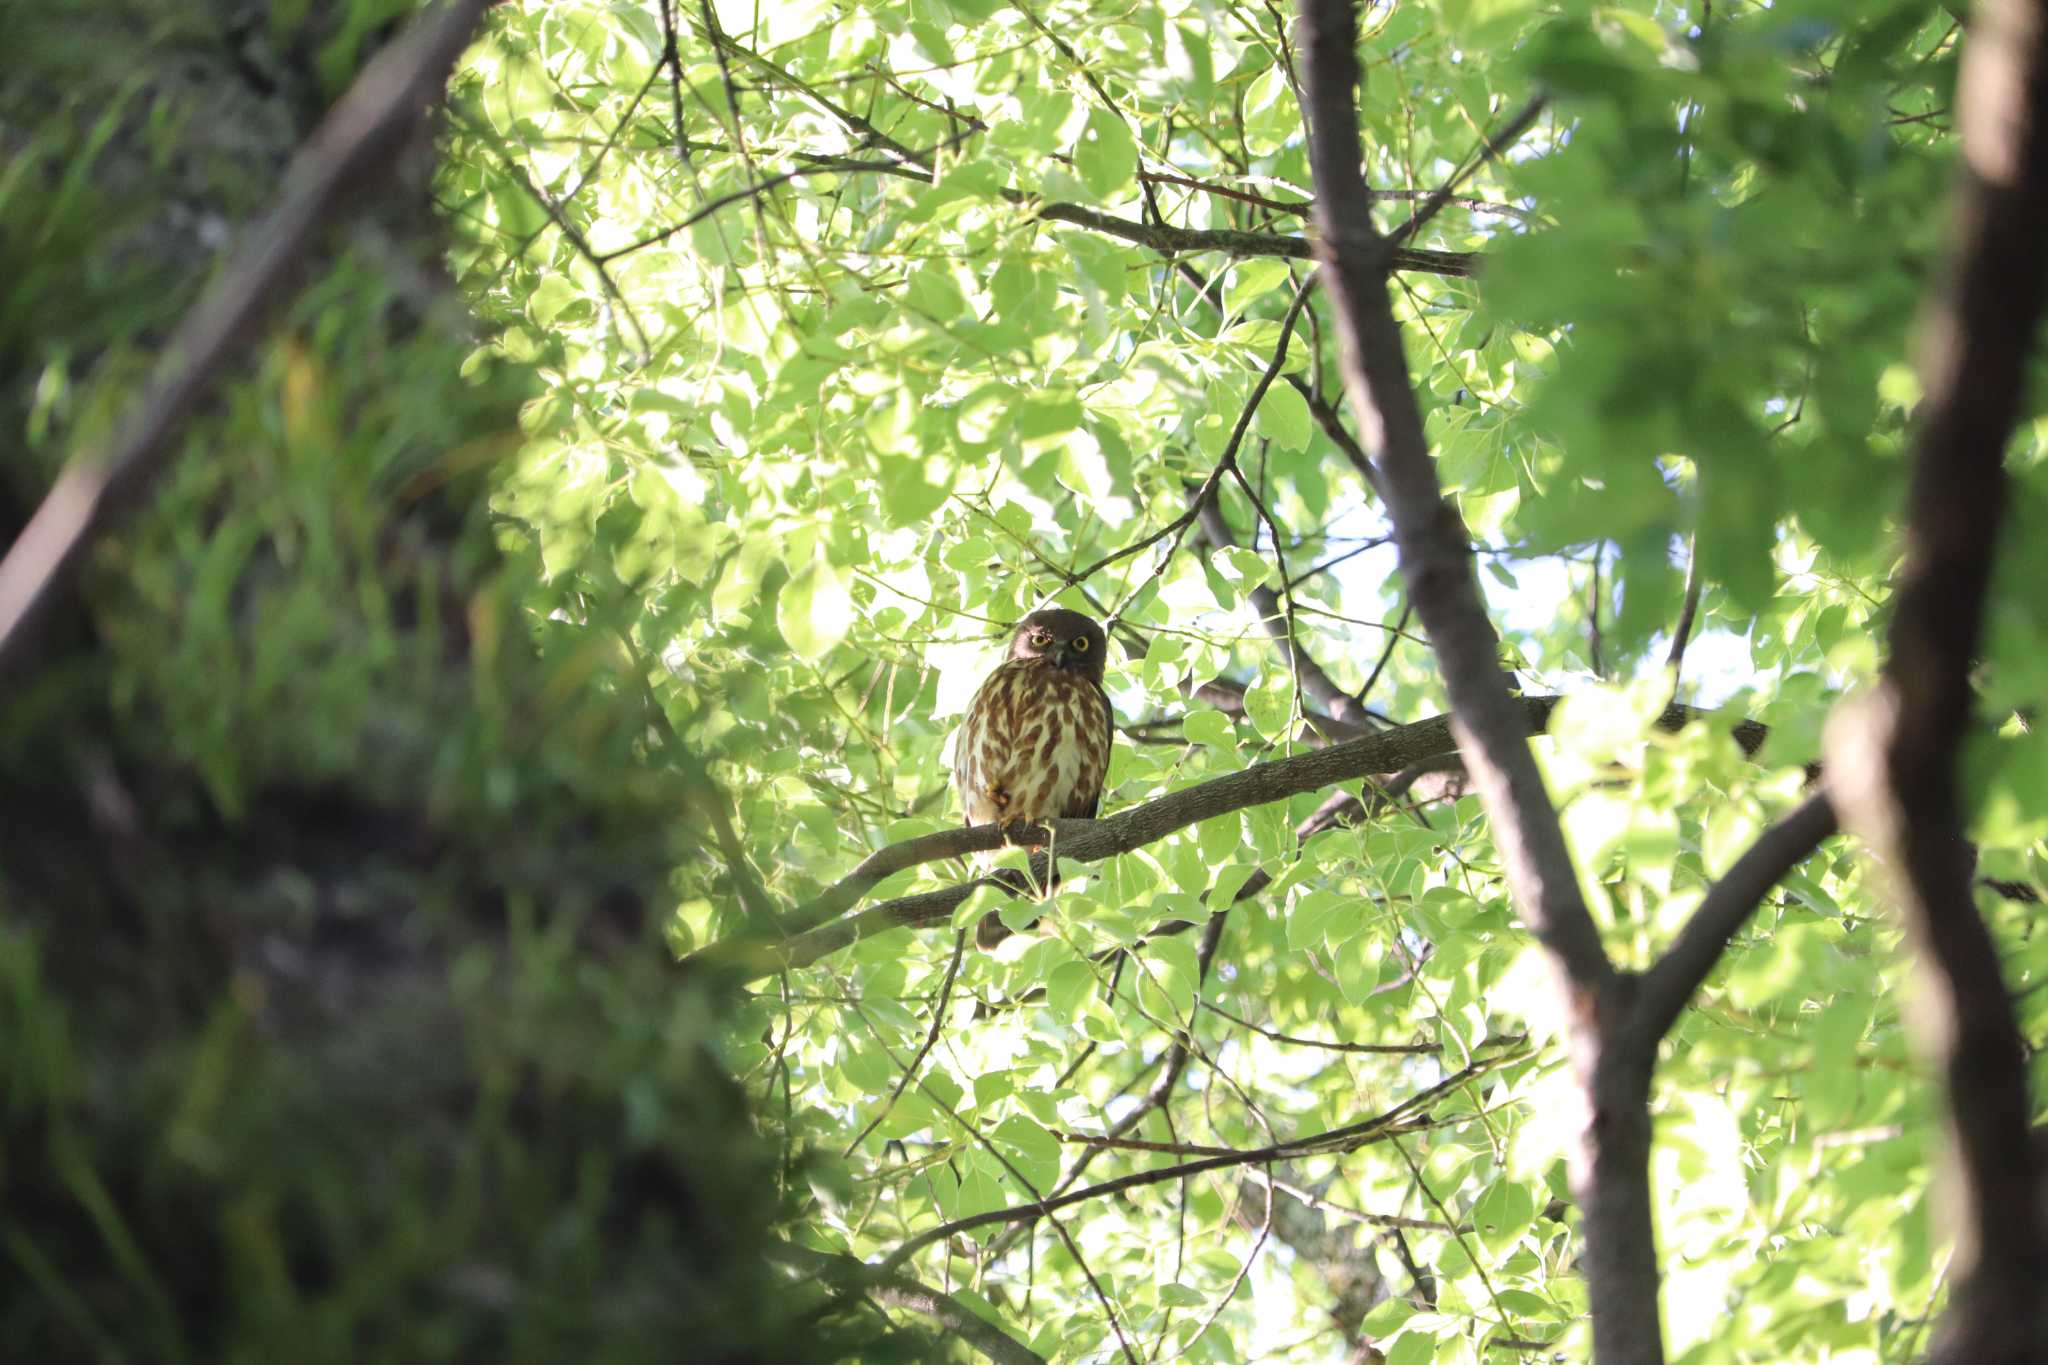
[
  {"left": 439, "top": 0, "right": 2048, "bottom": 1359},
  {"left": 7, "top": 0, "right": 2048, "bottom": 1361}
]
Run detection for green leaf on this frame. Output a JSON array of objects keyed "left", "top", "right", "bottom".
[
  {"left": 1287, "top": 888, "right": 1347, "bottom": 952},
  {"left": 1045, "top": 961, "right": 1095, "bottom": 1020},
  {"left": 1242, "top": 676, "right": 1292, "bottom": 741},
  {"left": 991, "top": 1114, "right": 1062, "bottom": 1191},
  {"left": 776, "top": 560, "right": 851, "bottom": 663},
  {"left": 1074, "top": 111, "right": 1138, "bottom": 199},
  {"left": 1141, "top": 935, "right": 1199, "bottom": 1017},
  {"left": 1255, "top": 381, "right": 1312, "bottom": 451},
  {"left": 1471, "top": 1177, "right": 1536, "bottom": 1255}
]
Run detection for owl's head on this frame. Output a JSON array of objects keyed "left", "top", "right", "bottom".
[{"left": 1008, "top": 608, "right": 1108, "bottom": 682}]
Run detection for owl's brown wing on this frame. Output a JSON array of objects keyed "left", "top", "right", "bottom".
[
  {"left": 1059, "top": 678, "right": 1115, "bottom": 819},
  {"left": 955, "top": 660, "right": 1027, "bottom": 827}
]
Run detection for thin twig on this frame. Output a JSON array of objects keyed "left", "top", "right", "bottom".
[
  {"left": 878, "top": 1040, "right": 1528, "bottom": 1274},
  {"left": 1665, "top": 535, "right": 1703, "bottom": 693},
  {"left": 844, "top": 930, "right": 969, "bottom": 1155},
  {"left": 1387, "top": 92, "right": 1549, "bottom": 246}
]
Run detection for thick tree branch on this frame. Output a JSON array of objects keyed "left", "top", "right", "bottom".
[
  {"left": 1824, "top": 2, "right": 2048, "bottom": 1358},
  {"left": 1629, "top": 790, "right": 1838, "bottom": 1047},
  {"left": 695, "top": 700, "right": 1765, "bottom": 977},
  {"left": 1298, "top": 2, "right": 1656, "bottom": 1356},
  {"left": 0, "top": 0, "right": 495, "bottom": 681},
  {"left": 1298, "top": 0, "right": 1610, "bottom": 998}
]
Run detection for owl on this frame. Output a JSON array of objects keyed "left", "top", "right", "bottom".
[{"left": 953, "top": 608, "right": 1114, "bottom": 939}]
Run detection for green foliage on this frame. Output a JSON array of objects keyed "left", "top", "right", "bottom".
[
  {"left": 433, "top": 0, "right": 2048, "bottom": 1357},
  {"left": 8, "top": 0, "right": 2047, "bottom": 1360},
  {"left": 0, "top": 4, "right": 906, "bottom": 1362}
]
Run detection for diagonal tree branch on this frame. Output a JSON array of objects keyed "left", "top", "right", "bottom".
[
  {"left": 1629, "top": 790, "right": 1838, "bottom": 1047},
  {"left": 843, "top": 929, "right": 968, "bottom": 1155},
  {"left": 1824, "top": 2, "right": 2048, "bottom": 1358},
  {"left": 694, "top": 699, "right": 1766, "bottom": 977},
  {"left": 1297, "top": 0, "right": 1610, "bottom": 999},
  {"left": 1197, "top": 495, "right": 1378, "bottom": 732},
  {"left": 0, "top": 0, "right": 495, "bottom": 682},
  {"left": 1386, "top": 92, "right": 1549, "bottom": 246},
  {"left": 1297, "top": 2, "right": 1660, "bottom": 1357}
]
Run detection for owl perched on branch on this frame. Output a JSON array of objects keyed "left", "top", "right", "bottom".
[{"left": 953, "top": 609, "right": 1114, "bottom": 943}]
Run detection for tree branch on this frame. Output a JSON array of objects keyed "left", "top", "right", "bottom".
[
  {"left": 1824, "top": 1, "right": 2048, "bottom": 1356},
  {"left": 694, "top": 699, "right": 1765, "bottom": 977},
  {"left": 1299, "top": 2, "right": 1652, "bottom": 1356},
  {"left": 1298, "top": 0, "right": 1610, "bottom": 998},
  {"left": 1198, "top": 494, "right": 1377, "bottom": 732},
  {"left": 843, "top": 929, "right": 969, "bottom": 1155},
  {"left": 1629, "top": 790, "right": 1838, "bottom": 1047},
  {"left": 1386, "top": 92, "right": 1548, "bottom": 246},
  {"left": 1035, "top": 202, "right": 1477, "bottom": 275},
  {"left": 0, "top": 0, "right": 495, "bottom": 682},
  {"left": 877, "top": 1039, "right": 1529, "bottom": 1275}
]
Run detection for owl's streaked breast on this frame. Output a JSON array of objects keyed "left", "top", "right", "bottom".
[{"left": 953, "top": 659, "right": 1112, "bottom": 828}]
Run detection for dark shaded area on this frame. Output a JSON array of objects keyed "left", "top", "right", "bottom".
[{"left": 0, "top": 5, "right": 903, "bottom": 1361}]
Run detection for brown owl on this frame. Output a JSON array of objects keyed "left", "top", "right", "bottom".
[{"left": 953, "top": 608, "right": 1114, "bottom": 941}]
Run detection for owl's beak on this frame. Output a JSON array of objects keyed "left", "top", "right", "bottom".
[{"left": 1054, "top": 641, "right": 1079, "bottom": 668}]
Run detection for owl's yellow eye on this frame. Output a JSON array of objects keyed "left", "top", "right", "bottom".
[{"left": 1072, "top": 637, "right": 1091, "bottom": 652}]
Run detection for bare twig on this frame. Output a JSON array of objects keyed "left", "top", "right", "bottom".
[
  {"left": 472, "top": 128, "right": 655, "bottom": 358},
  {"left": 769, "top": 1243, "right": 1048, "bottom": 1365},
  {"left": 1665, "top": 534, "right": 1703, "bottom": 691},
  {"left": 1358, "top": 600, "right": 1413, "bottom": 706},
  {"left": 844, "top": 929, "right": 969, "bottom": 1155},
  {"left": 1586, "top": 549, "right": 1605, "bottom": 678},
  {"left": 595, "top": 130, "right": 981, "bottom": 262},
  {"left": 1288, "top": 373, "right": 1386, "bottom": 497},
  {"left": 840, "top": 993, "right": 1142, "bottom": 1364},
  {"left": 1199, "top": 1001, "right": 1438, "bottom": 1055},
  {"left": 1077, "top": 273, "right": 1317, "bottom": 587},
  {"left": 878, "top": 1040, "right": 1528, "bottom": 1274},
  {"left": 1386, "top": 92, "right": 1549, "bottom": 246},
  {"left": 1248, "top": 1171, "right": 1462, "bottom": 1232},
  {"left": 1037, "top": 201, "right": 1477, "bottom": 275},
  {"left": 619, "top": 627, "right": 780, "bottom": 932}
]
